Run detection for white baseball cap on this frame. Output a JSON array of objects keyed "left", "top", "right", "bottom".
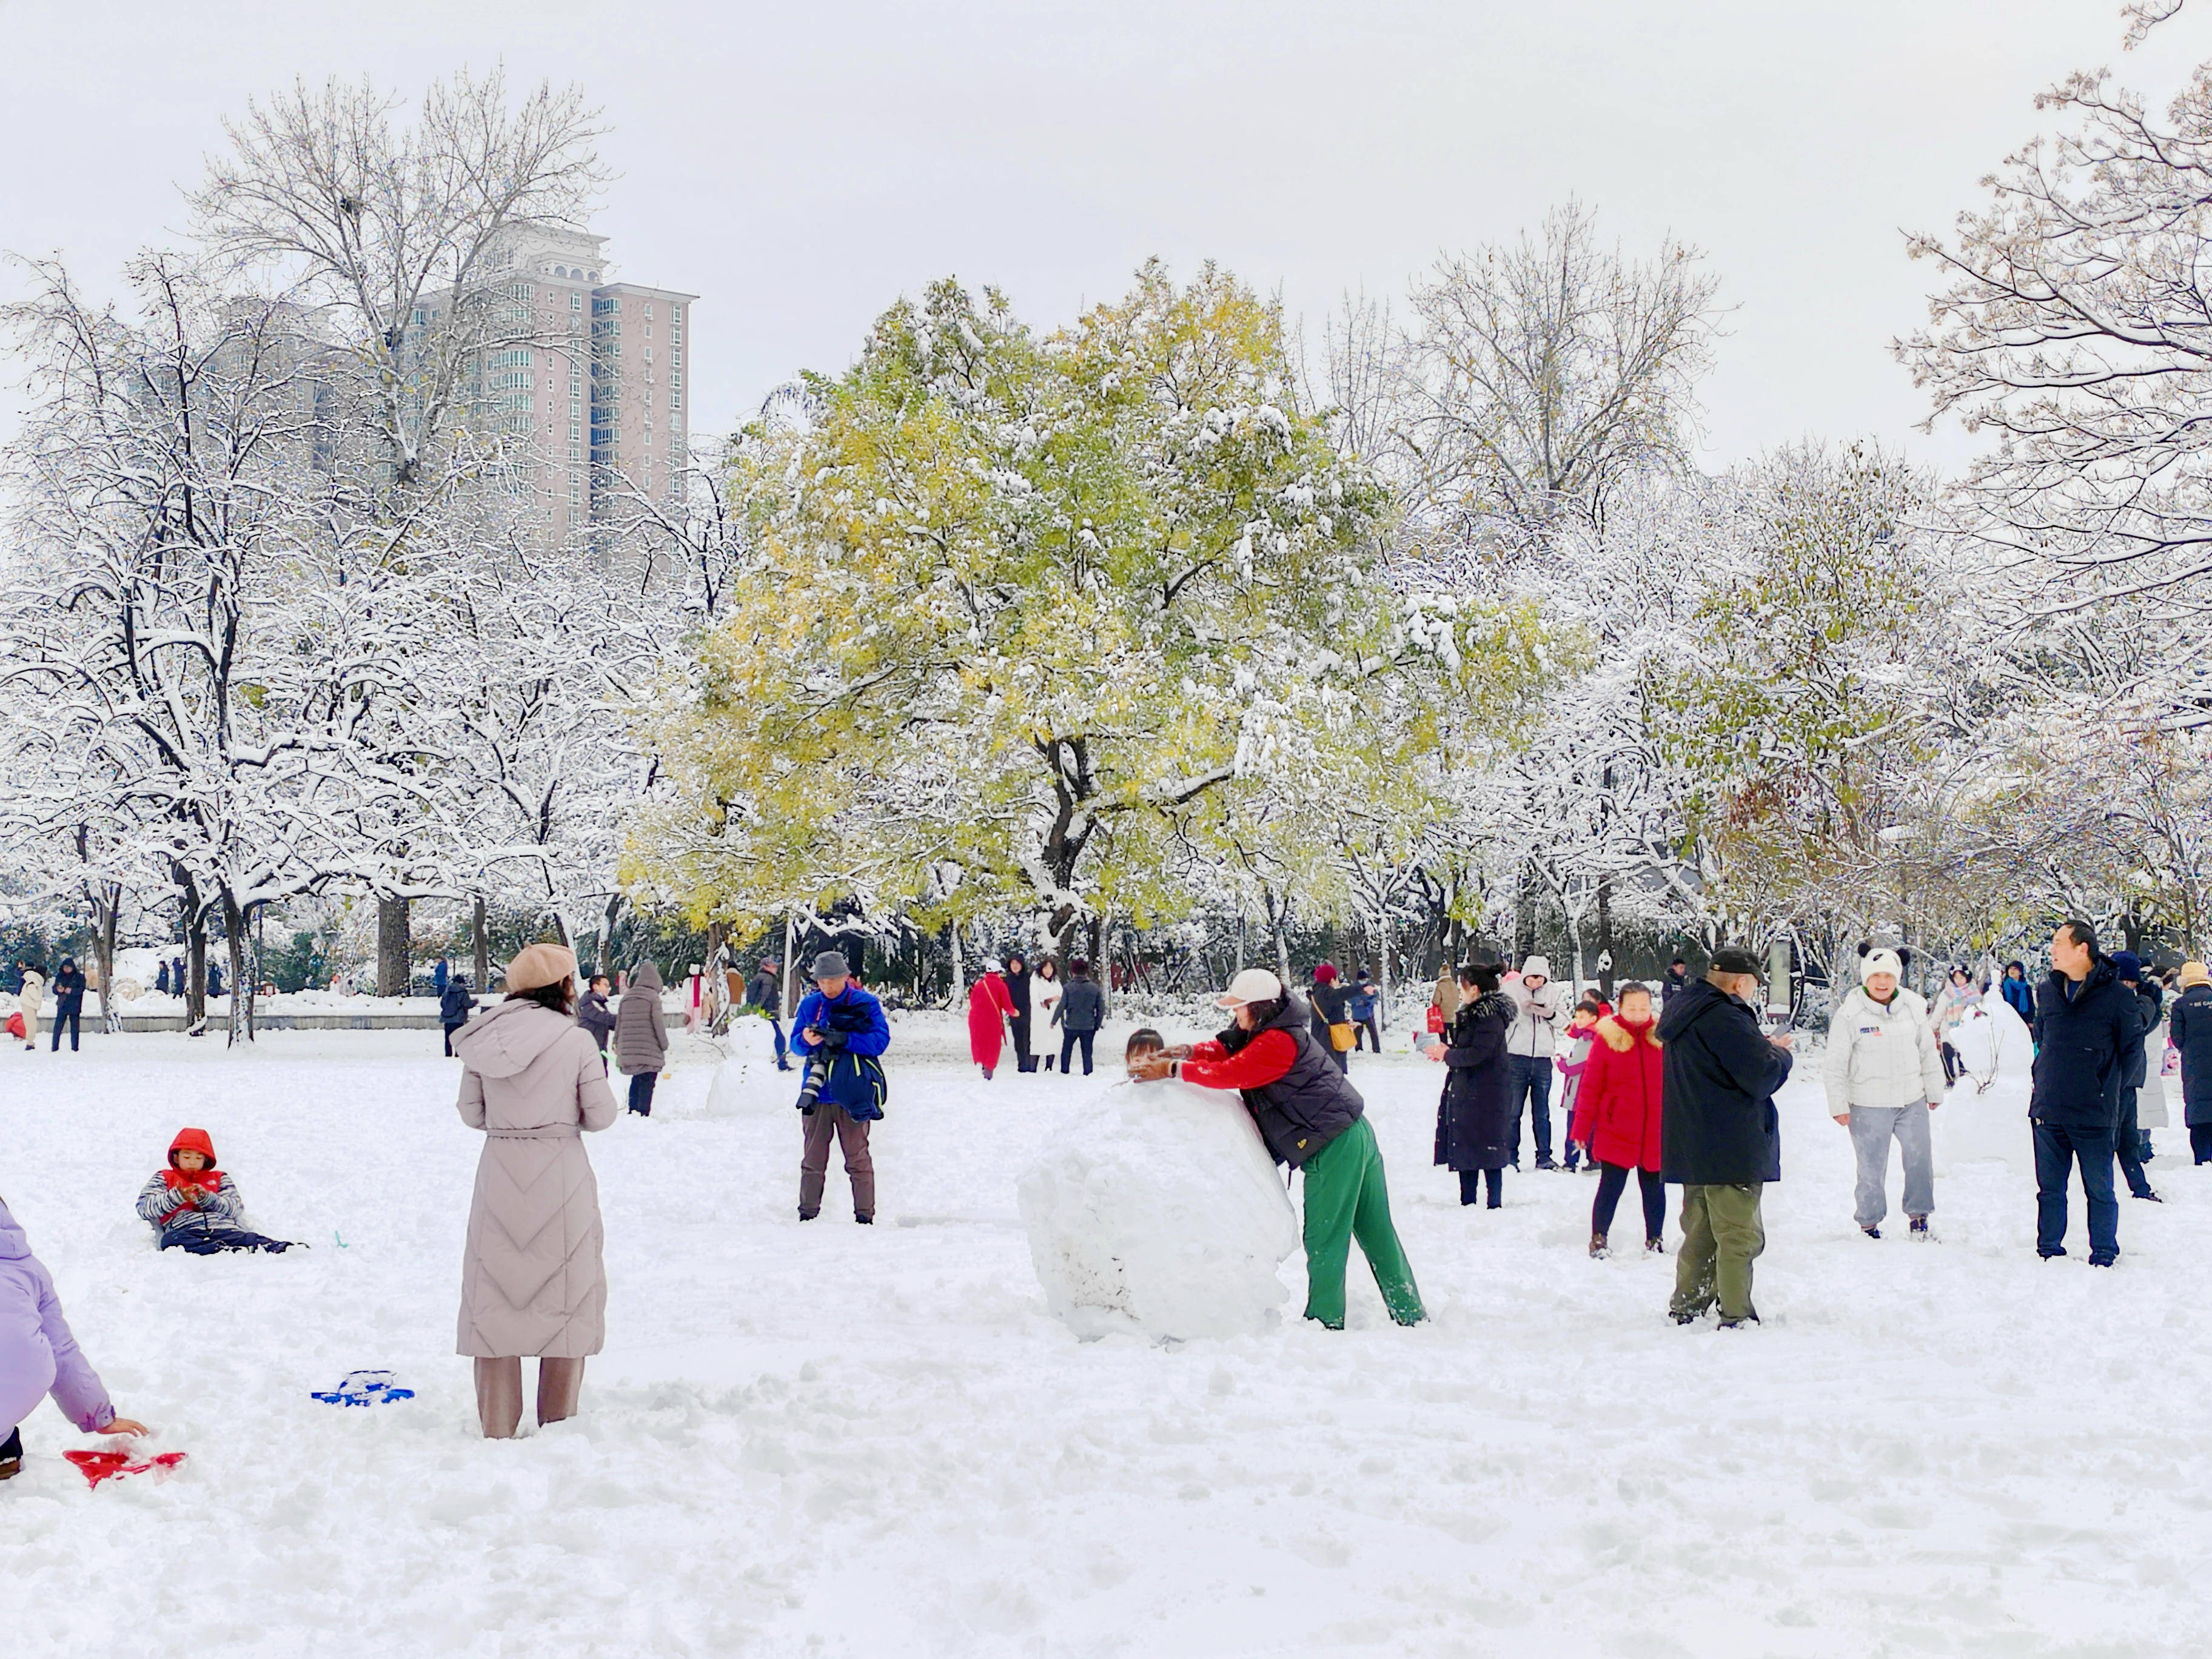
[{"left": 1215, "top": 968, "right": 1284, "bottom": 1008}]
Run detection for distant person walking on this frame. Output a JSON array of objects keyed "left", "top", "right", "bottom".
[
  {"left": 967, "top": 959, "right": 1016, "bottom": 1080},
  {"left": 48, "top": 958, "right": 85, "bottom": 1054},
  {"left": 440, "top": 976, "right": 478, "bottom": 1058},
  {"left": 451, "top": 943, "right": 615, "bottom": 1439},
  {"left": 17, "top": 968, "right": 44, "bottom": 1052},
  {"left": 1428, "top": 962, "right": 1514, "bottom": 1210},
  {"left": 1503, "top": 956, "right": 1566, "bottom": 1169},
  {"left": 1309, "top": 964, "right": 1355, "bottom": 1075},
  {"left": 1051, "top": 958, "right": 1105, "bottom": 1076},
  {"left": 1031, "top": 959, "right": 1063, "bottom": 1068},
  {"left": 2000, "top": 961, "right": 2036, "bottom": 1025},
  {"left": 1661, "top": 958, "right": 1691, "bottom": 1008},
  {"left": 1004, "top": 952, "right": 1037, "bottom": 1074},
  {"left": 1659, "top": 946, "right": 1794, "bottom": 1327},
  {"left": 1349, "top": 970, "right": 1382, "bottom": 1053},
  {"left": 2111, "top": 952, "right": 2163, "bottom": 1202},
  {"left": 615, "top": 962, "right": 669, "bottom": 1116},
  {"left": 745, "top": 959, "right": 790, "bottom": 1071},
  {"left": 790, "top": 952, "right": 890, "bottom": 1222},
  {"left": 2170, "top": 962, "right": 2212, "bottom": 1164},
  {"left": 1822, "top": 948, "right": 1945, "bottom": 1240},
  {"left": 577, "top": 974, "right": 617, "bottom": 1068},
  {"left": 2028, "top": 920, "right": 2137, "bottom": 1265}
]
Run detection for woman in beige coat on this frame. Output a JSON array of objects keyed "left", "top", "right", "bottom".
[
  {"left": 18, "top": 969, "right": 44, "bottom": 1051},
  {"left": 451, "top": 943, "right": 617, "bottom": 1438}
]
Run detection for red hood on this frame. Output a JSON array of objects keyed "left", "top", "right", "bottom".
[{"left": 164, "top": 1127, "right": 223, "bottom": 1192}]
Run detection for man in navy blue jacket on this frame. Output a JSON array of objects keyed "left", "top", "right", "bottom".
[
  {"left": 789, "top": 951, "right": 891, "bottom": 1224},
  {"left": 2029, "top": 920, "right": 2139, "bottom": 1265}
]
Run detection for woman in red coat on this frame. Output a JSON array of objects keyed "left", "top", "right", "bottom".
[
  {"left": 968, "top": 960, "right": 1017, "bottom": 1079},
  {"left": 1567, "top": 982, "right": 1667, "bottom": 1257}
]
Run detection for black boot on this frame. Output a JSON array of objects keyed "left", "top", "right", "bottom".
[{"left": 1, "top": 1425, "right": 21, "bottom": 1480}]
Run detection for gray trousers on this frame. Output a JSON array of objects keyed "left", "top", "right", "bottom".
[{"left": 1848, "top": 1105, "right": 1934, "bottom": 1226}]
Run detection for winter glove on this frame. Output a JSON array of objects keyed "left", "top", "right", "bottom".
[{"left": 819, "top": 1030, "right": 849, "bottom": 1051}]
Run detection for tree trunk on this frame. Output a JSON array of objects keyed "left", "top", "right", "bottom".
[
  {"left": 377, "top": 896, "right": 411, "bottom": 997},
  {"left": 223, "top": 892, "right": 254, "bottom": 1046},
  {"left": 948, "top": 918, "right": 965, "bottom": 1010},
  {"left": 186, "top": 910, "right": 208, "bottom": 1031},
  {"left": 1594, "top": 877, "right": 1615, "bottom": 999},
  {"left": 90, "top": 883, "right": 122, "bottom": 1030},
  {"left": 474, "top": 895, "right": 491, "bottom": 990},
  {"left": 782, "top": 913, "right": 797, "bottom": 1016}
]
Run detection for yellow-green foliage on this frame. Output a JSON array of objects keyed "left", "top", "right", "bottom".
[{"left": 631, "top": 263, "right": 1548, "bottom": 938}]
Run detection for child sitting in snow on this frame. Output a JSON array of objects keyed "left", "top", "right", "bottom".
[
  {"left": 136, "top": 1129, "right": 298, "bottom": 1255},
  {"left": 1125, "top": 1028, "right": 1167, "bottom": 1078}
]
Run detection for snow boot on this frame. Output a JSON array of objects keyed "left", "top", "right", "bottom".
[
  {"left": 2133, "top": 1187, "right": 2163, "bottom": 1202},
  {"left": 1861, "top": 1224, "right": 1882, "bottom": 1240},
  {"left": 1, "top": 1426, "right": 19, "bottom": 1480},
  {"left": 1644, "top": 1237, "right": 1665, "bottom": 1254},
  {"left": 1535, "top": 1156, "right": 1560, "bottom": 1172},
  {"left": 797, "top": 1208, "right": 819, "bottom": 1222},
  {"left": 2090, "top": 1250, "right": 2119, "bottom": 1267},
  {"left": 1909, "top": 1216, "right": 1933, "bottom": 1240},
  {"left": 855, "top": 1214, "right": 873, "bottom": 1225},
  {"left": 1588, "top": 1233, "right": 1610, "bottom": 1259}
]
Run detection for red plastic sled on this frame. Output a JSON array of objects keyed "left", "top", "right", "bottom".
[
  {"left": 63, "top": 1449, "right": 187, "bottom": 1489},
  {"left": 4, "top": 1013, "right": 22, "bottom": 1041}
]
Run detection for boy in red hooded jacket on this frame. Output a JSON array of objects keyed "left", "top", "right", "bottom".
[{"left": 136, "top": 1129, "right": 298, "bottom": 1254}]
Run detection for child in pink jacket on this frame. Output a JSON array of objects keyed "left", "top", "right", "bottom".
[{"left": 1, "top": 1194, "right": 148, "bottom": 1479}]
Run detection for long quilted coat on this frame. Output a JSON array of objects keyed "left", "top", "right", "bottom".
[{"left": 452, "top": 1000, "right": 618, "bottom": 1358}]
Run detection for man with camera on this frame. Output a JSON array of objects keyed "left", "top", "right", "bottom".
[{"left": 789, "top": 951, "right": 891, "bottom": 1223}]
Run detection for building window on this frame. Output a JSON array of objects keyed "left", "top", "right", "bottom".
[{"left": 570, "top": 292, "right": 582, "bottom": 312}]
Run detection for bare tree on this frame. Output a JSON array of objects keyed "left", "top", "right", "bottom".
[
  {"left": 188, "top": 69, "right": 606, "bottom": 993},
  {"left": 1898, "top": 56, "right": 2212, "bottom": 628},
  {"left": 1397, "top": 201, "right": 1722, "bottom": 561}
]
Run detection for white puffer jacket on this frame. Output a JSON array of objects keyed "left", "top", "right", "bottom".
[{"left": 1823, "top": 985, "right": 1946, "bottom": 1115}]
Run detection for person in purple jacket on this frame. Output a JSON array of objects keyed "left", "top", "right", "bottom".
[{"left": 1, "top": 1194, "right": 149, "bottom": 1479}]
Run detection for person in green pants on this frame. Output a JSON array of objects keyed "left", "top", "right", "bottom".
[
  {"left": 1655, "top": 945, "right": 1794, "bottom": 1326},
  {"left": 1138, "top": 968, "right": 1424, "bottom": 1329}
]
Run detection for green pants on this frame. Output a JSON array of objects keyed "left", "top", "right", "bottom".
[
  {"left": 1299, "top": 1117, "right": 1425, "bottom": 1329},
  {"left": 1671, "top": 1183, "right": 1765, "bottom": 1322}
]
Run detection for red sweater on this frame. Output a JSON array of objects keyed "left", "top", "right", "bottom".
[{"left": 1178, "top": 1031, "right": 1296, "bottom": 1091}]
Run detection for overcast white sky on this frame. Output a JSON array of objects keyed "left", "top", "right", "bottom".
[{"left": 8, "top": 1, "right": 2212, "bottom": 470}]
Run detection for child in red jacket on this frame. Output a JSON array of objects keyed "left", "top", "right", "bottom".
[{"left": 1568, "top": 984, "right": 1667, "bottom": 1257}]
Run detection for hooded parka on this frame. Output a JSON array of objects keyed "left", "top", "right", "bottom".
[
  {"left": 1658, "top": 977, "right": 1791, "bottom": 1185},
  {"left": 1433, "top": 991, "right": 1514, "bottom": 1171},
  {"left": 614, "top": 964, "right": 669, "bottom": 1077},
  {"left": 968, "top": 971, "right": 1016, "bottom": 1070},
  {"left": 452, "top": 1000, "right": 618, "bottom": 1358}
]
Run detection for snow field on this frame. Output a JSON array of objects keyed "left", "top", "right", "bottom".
[{"left": 4, "top": 1015, "right": 2211, "bottom": 1657}]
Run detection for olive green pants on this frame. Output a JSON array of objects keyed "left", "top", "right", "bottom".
[
  {"left": 1671, "top": 1182, "right": 1765, "bottom": 1322},
  {"left": 1299, "top": 1118, "right": 1426, "bottom": 1329}
]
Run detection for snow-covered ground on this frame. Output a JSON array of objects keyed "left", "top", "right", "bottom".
[{"left": 5, "top": 1014, "right": 2210, "bottom": 1656}]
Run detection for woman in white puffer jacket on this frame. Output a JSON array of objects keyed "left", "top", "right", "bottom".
[{"left": 1823, "top": 947, "right": 1948, "bottom": 1239}]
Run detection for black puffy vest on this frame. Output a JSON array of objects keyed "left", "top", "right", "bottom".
[{"left": 1224, "top": 994, "right": 1365, "bottom": 1167}]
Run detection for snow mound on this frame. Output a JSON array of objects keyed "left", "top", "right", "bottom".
[
  {"left": 704, "top": 1014, "right": 786, "bottom": 1117},
  {"left": 1935, "top": 993, "right": 2033, "bottom": 1174},
  {"left": 1017, "top": 1078, "right": 1298, "bottom": 1342}
]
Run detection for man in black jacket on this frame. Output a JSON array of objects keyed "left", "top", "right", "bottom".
[
  {"left": 2110, "top": 951, "right": 2162, "bottom": 1204},
  {"left": 2029, "top": 921, "right": 2137, "bottom": 1264},
  {"left": 1658, "top": 945, "right": 1794, "bottom": 1326}
]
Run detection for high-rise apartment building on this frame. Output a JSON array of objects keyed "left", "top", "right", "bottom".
[{"left": 478, "top": 225, "right": 696, "bottom": 546}]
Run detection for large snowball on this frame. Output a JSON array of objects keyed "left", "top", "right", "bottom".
[
  {"left": 1019, "top": 1079, "right": 1299, "bottom": 1342},
  {"left": 1936, "top": 991, "right": 2034, "bottom": 1174}
]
